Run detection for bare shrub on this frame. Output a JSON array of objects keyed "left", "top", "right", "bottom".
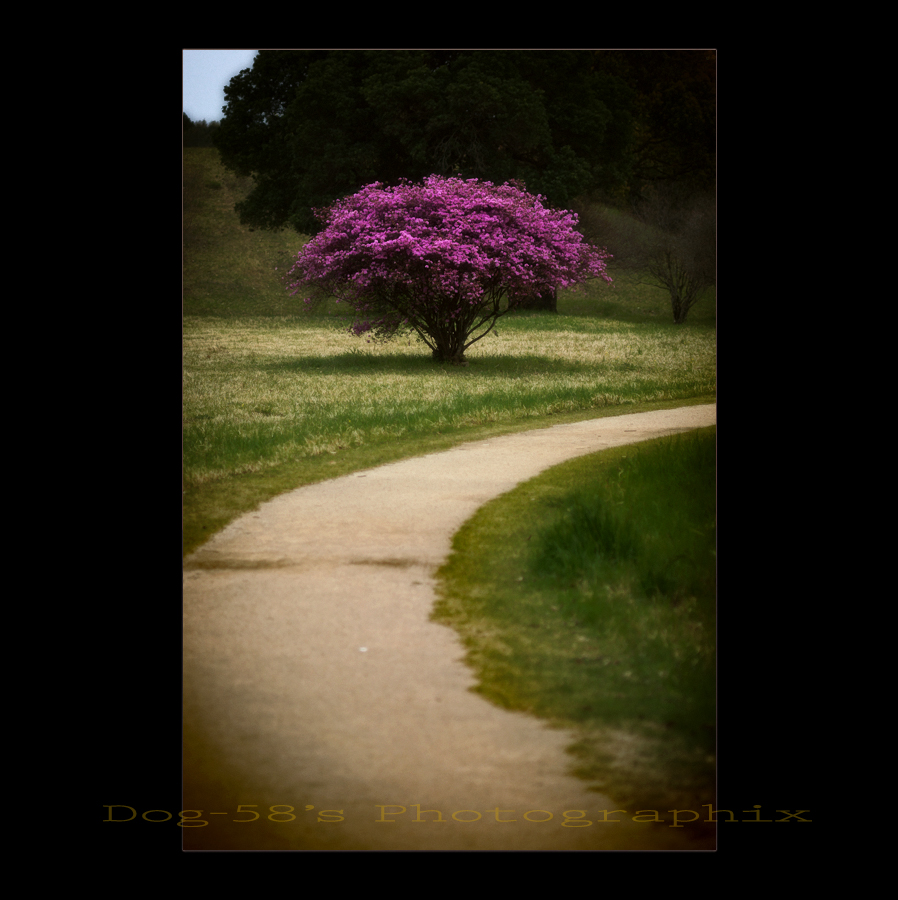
[{"left": 575, "top": 186, "right": 715, "bottom": 324}]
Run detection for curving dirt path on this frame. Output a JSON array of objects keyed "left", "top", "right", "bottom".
[{"left": 183, "top": 404, "right": 716, "bottom": 851}]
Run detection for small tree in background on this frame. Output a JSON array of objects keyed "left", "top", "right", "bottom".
[
  {"left": 635, "top": 187, "right": 715, "bottom": 324},
  {"left": 287, "top": 175, "right": 612, "bottom": 363},
  {"left": 575, "top": 185, "right": 715, "bottom": 324}
]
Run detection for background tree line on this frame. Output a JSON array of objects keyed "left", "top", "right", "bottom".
[
  {"left": 183, "top": 113, "right": 221, "bottom": 148},
  {"left": 198, "top": 50, "right": 716, "bottom": 320}
]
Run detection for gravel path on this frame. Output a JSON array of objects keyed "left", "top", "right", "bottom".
[{"left": 183, "top": 404, "right": 716, "bottom": 851}]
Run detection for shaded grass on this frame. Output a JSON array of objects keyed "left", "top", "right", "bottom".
[{"left": 433, "top": 427, "right": 716, "bottom": 817}]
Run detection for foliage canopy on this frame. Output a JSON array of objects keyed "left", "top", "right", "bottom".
[
  {"left": 214, "top": 50, "right": 714, "bottom": 236},
  {"left": 286, "top": 175, "right": 611, "bottom": 362}
]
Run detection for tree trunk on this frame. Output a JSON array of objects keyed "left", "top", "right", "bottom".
[{"left": 431, "top": 334, "right": 467, "bottom": 364}]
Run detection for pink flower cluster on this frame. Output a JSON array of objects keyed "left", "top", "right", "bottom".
[{"left": 286, "top": 175, "right": 611, "bottom": 358}]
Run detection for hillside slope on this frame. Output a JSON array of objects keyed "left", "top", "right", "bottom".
[{"left": 183, "top": 148, "right": 306, "bottom": 317}]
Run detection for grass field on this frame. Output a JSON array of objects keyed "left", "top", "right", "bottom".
[{"left": 183, "top": 147, "right": 717, "bottom": 811}]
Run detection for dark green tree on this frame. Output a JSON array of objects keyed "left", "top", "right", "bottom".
[
  {"left": 214, "top": 51, "right": 714, "bottom": 313},
  {"left": 593, "top": 50, "right": 716, "bottom": 202},
  {"left": 214, "top": 50, "right": 639, "bottom": 237}
]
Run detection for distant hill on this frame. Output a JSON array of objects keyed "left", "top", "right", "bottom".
[{"left": 183, "top": 148, "right": 308, "bottom": 317}]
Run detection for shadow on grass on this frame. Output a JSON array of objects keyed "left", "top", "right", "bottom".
[{"left": 257, "top": 351, "right": 608, "bottom": 377}]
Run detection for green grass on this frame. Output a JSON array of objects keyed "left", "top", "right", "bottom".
[{"left": 433, "top": 427, "right": 716, "bottom": 816}]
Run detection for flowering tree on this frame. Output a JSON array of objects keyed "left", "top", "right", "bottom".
[{"left": 286, "top": 175, "right": 612, "bottom": 363}]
